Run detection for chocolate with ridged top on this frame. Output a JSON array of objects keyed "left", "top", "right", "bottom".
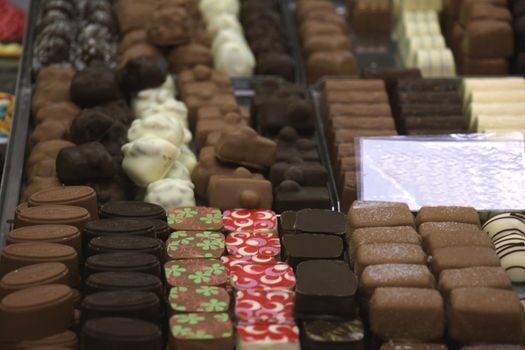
[
  {"left": 0, "top": 263, "right": 70, "bottom": 298},
  {"left": 85, "top": 272, "right": 163, "bottom": 299},
  {"left": 99, "top": 201, "right": 166, "bottom": 221},
  {"left": 84, "top": 253, "right": 161, "bottom": 277},
  {"left": 88, "top": 236, "right": 164, "bottom": 261},
  {"left": 28, "top": 186, "right": 98, "bottom": 220},
  {"left": 83, "top": 219, "right": 156, "bottom": 243},
  {"left": 6, "top": 225, "right": 81, "bottom": 254}
]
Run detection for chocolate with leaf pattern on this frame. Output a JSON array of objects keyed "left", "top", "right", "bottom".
[
  {"left": 164, "top": 258, "right": 228, "bottom": 287},
  {"left": 169, "top": 312, "right": 234, "bottom": 350},
  {"left": 169, "top": 285, "right": 230, "bottom": 313},
  {"left": 167, "top": 231, "right": 225, "bottom": 259},
  {"left": 167, "top": 207, "right": 222, "bottom": 231}
]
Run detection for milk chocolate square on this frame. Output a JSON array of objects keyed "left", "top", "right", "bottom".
[
  {"left": 418, "top": 222, "right": 481, "bottom": 240},
  {"left": 462, "top": 20, "right": 513, "bottom": 58},
  {"left": 349, "top": 201, "right": 415, "bottom": 231},
  {"left": 415, "top": 206, "right": 480, "bottom": 227},
  {"left": 295, "top": 260, "right": 358, "bottom": 317},
  {"left": 431, "top": 246, "right": 500, "bottom": 276},
  {"left": 448, "top": 288, "right": 524, "bottom": 344},
  {"left": 423, "top": 229, "right": 493, "bottom": 254},
  {"left": 355, "top": 243, "right": 426, "bottom": 276},
  {"left": 437, "top": 266, "right": 512, "bottom": 298},
  {"left": 369, "top": 287, "right": 445, "bottom": 341}
]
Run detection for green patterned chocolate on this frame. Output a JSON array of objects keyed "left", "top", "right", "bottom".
[
  {"left": 170, "top": 312, "right": 232, "bottom": 340},
  {"left": 167, "top": 231, "right": 225, "bottom": 259},
  {"left": 164, "top": 258, "right": 227, "bottom": 287},
  {"left": 167, "top": 207, "right": 222, "bottom": 231},
  {"left": 169, "top": 286, "right": 229, "bottom": 313}
]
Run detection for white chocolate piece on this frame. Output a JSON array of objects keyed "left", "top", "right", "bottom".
[
  {"left": 215, "top": 41, "right": 255, "bottom": 77},
  {"left": 415, "top": 49, "right": 455, "bottom": 77},
  {"left": 132, "top": 89, "right": 174, "bottom": 118},
  {"left": 463, "top": 78, "right": 525, "bottom": 101},
  {"left": 207, "top": 13, "right": 243, "bottom": 38},
  {"left": 476, "top": 115, "right": 525, "bottom": 132},
  {"left": 140, "top": 99, "right": 189, "bottom": 128},
  {"left": 402, "top": 20, "right": 441, "bottom": 37},
  {"left": 199, "top": 0, "right": 239, "bottom": 21},
  {"left": 469, "top": 103, "right": 525, "bottom": 128},
  {"left": 396, "top": 0, "right": 442, "bottom": 12},
  {"left": 145, "top": 178, "right": 195, "bottom": 210},
  {"left": 212, "top": 29, "right": 247, "bottom": 56},
  {"left": 469, "top": 90, "right": 525, "bottom": 105},
  {"left": 122, "top": 137, "right": 180, "bottom": 187},
  {"left": 402, "top": 35, "right": 445, "bottom": 66},
  {"left": 178, "top": 145, "right": 197, "bottom": 172},
  {"left": 395, "top": 11, "right": 439, "bottom": 39},
  {"left": 483, "top": 213, "right": 525, "bottom": 239},
  {"left": 165, "top": 161, "right": 191, "bottom": 181},
  {"left": 128, "top": 114, "right": 187, "bottom": 146}
]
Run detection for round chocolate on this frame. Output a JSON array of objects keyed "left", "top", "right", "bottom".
[
  {"left": 0, "top": 284, "right": 74, "bottom": 341},
  {"left": 0, "top": 262, "right": 70, "bottom": 298},
  {"left": 83, "top": 219, "right": 156, "bottom": 244},
  {"left": 81, "top": 317, "right": 163, "bottom": 350},
  {"left": 28, "top": 186, "right": 99, "bottom": 220},
  {"left": 85, "top": 272, "right": 163, "bottom": 299},
  {"left": 99, "top": 201, "right": 166, "bottom": 220},
  {"left": 146, "top": 219, "right": 170, "bottom": 241},
  {"left": 80, "top": 291, "right": 161, "bottom": 325},
  {"left": 14, "top": 205, "right": 91, "bottom": 231},
  {"left": 0, "top": 243, "right": 78, "bottom": 285},
  {"left": 6, "top": 225, "right": 81, "bottom": 255},
  {"left": 84, "top": 253, "right": 161, "bottom": 277},
  {"left": 3, "top": 329, "right": 77, "bottom": 349},
  {"left": 88, "top": 236, "right": 164, "bottom": 261}
]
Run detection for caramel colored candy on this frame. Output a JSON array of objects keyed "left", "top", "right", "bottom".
[
  {"left": 6, "top": 225, "right": 81, "bottom": 255},
  {"left": 438, "top": 266, "right": 512, "bottom": 298},
  {"left": 349, "top": 201, "right": 415, "bottom": 232},
  {"left": 28, "top": 186, "right": 98, "bottom": 220},
  {"left": 415, "top": 206, "right": 480, "bottom": 227},
  {"left": 0, "top": 243, "right": 78, "bottom": 285},
  {"left": 0, "top": 330, "right": 78, "bottom": 349},
  {"left": 14, "top": 205, "right": 91, "bottom": 231},
  {"left": 0, "top": 263, "right": 70, "bottom": 298},
  {"left": 431, "top": 246, "right": 500, "bottom": 277},
  {"left": 0, "top": 284, "right": 74, "bottom": 341}
]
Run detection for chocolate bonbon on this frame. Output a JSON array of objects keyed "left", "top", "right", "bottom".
[
  {"left": 230, "top": 262, "right": 295, "bottom": 291},
  {"left": 235, "top": 289, "right": 294, "bottom": 324},
  {"left": 169, "top": 286, "right": 230, "bottom": 314},
  {"left": 438, "top": 266, "right": 512, "bottom": 298},
  {"left": 88, "top": 236, "right": 164, "bottom": 261},
  {"left": 294, "top": 209, "right": 347, "bottom": 236},
  {"left": 349, "top": 226, "right": 421, "bottom": 258},
  {"left": 83, "top": 219, "right": 156, "bottom": 243},
  {"left": 167, "top": 206, "right": 222, "bottom": 231},
  {"left": 0, "top": 262, "right": 70, "bottom": 298},
  {"left": 349, "top": 201, "right": 415, "bottom": 232},
  {"left": 85, "top": 272, "right": 163, "bottom": 299},
  {"left": 169, "top": 312, "right": 233, "bottom": 350},
  {"left": 28, "top": 186, "right": 98, "bottom": 220},
  {"left": 222, "top": 209, "right": 277, "bottom": 233},
  {"left": 283, "top": 234, "right": 343, "bottom": 268},
  {"left": 84, "top": 253, "right": 161, "bottom": 277},
  {"left": 355, "top": 243, "right": 426, "bottom": 276},
  {"left": 165, "top": 259, "right": 227, "bottom": 287},
  {"left": 237, "top": 322, "right": 300, "bottom": 350},
  {"left": 15, "top": 205, "right": 91, "bottom": 231},
  {"left": 431, "top": 246, "right": 500, "bottom": 276},
  {"left": 226, "top": 231, "right": 280, "bottom": 257},
  {"left": 415, "top": 206, "right": 480, "bottom": 227},
  {"left": 6, "top": 225, "right": 81, "bottom": 255},
  {"left": 301, "top": 319, "right": 365, "bottom": 350},
  {"left": 167, "top": 231, "right": 225, "bottom": 259},
  {"left": 295, "top": 260, "right": 357, "bottom": 317},
  {"left": 100, "top": 201, "right": 166, "bottom": 221},
  {"left": 1, "top": 330, "right": 78, "bottom": 349}
]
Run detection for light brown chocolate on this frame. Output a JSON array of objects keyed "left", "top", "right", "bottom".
[
  {"left": 431, "top": 246, "right": 500, "bottom": 276},
  {"left": 415, "top": 206, "right": 480, "bottom": 227},
  {"left": 438, "top": 266, "right": 512, "bottom": 298},
  {"left": 354, "top": 243, "right": 426, "bottom": 276},
  {"left": 28, "top": 186, "right": 98, "bottom": 220},
  {"left": 418, "top": 221, "right": 482, "bottom": 240},
  {"left": 348, "top": 201, "right": 415, "bottom": 231},
  {"left": 423, "top": 229, "right": 493, "bottom": 254},
  {"left": 349, "top": 226, "right": 421, "bottom": 258},
  {"left": 0, "top": 263, "right": 70, "bottom": 298},
  {"left": 191, "top": 146, "right": 237, "bottom": 198},
  {"left": 14, "top": 205, "right": 91, "bottom": 231},
  {"left": 6, "top": 225, "right": 81, "bottom": 255}
]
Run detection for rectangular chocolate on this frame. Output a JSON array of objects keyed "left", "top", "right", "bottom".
[
  {"left": 329, "top": 104, "right": 392, "bottom": 118},
  {"left": 355, "top": 243, "right": 426, "bottom": 276},
  {"left": 431, "top": 246, "right": 500, "bottom": 276},
  {"left": 325, "top": 90, "right": 389, "bottom": 104},
  {"left": 349, "top": 226, "right": 421, "bottom": 258},
  {"left": 399, "top": 104, "right": 463, "bottom": 117},
  {"left": 416, "top": 206, "right": 480, "bottom": 227},
  {"left": 301, "top": 319, "right": 365, "bottom": 350},
  {"left": 419, "top": 222, "right": 482, "bottom": 240},
  {"left": 397, "top": 91, "right": 462, "bottom": 104},
  {"left": 325, "top": 79, "right": 385, "bottom": 92},
  {"left": 438, "top": 266, "right": 512, "bottom": 298},
  {"left": 282, "top": 233, "right": 343, "bottom": 268},
  {"left": 396, "top": 79, "right": 461, "bottom": 92},
  {"left": 403, "top": 116, "right": 468, "bottom": 130},
  {"left": 423, "top": 229, "right": 493, "bottom": 254},
  {"left": 333, "top": 129, "right": 397, "bottom": 145},
  {"left": 330, "top": 116, "right": 396, "bottom": 130},
  {"left": 349, "top": 201, "right": 415, "bottom": 231}
]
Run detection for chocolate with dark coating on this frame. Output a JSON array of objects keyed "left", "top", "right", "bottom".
[
  {"left": 273, "top": 180, "right": 330, "bottom": 213},
  {"left": 83, "top": 219, "right": 156, "bottom": 244},
  {"left": 99, "top": 201, "right": 166, "bottom": 221},
  {"left": 295, "top": 209, "right": 347, "bottom": 236},
  {"left": 119, "top": 56, "right": 168, "bottom": 93},
  {"left": 279, "top": 210, "right": 297, "bottom": 236},
  {"left": 85, "top": 272, "right": 163, "bottom": 299},
  {"left": 70, "top": 65, "right": 119, "bottom": 108},
  {"left": 283, "top": 234, "right": 343, "bottom": 268},
  {"left": 84, "top": 253, "right": 161, "bottom": 277},
  {"left": 88, "top": 236, "right": 164, "bottom": 261},
  {"left": 302, "top": 319, "right": 365, "bottom": 350}
]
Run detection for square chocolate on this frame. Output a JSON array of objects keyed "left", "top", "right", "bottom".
[
  {"left": 225, "top": 232, "right": 281, "bottom": 257},
  {"left": 415, "top": 206, "right": 480, "bottom": 227},
  {"left": 438, "top": 266, "right": 512, "bottom": 298},
  {"left": 354, "top": 243, "right": 426, "bottom": 276},
  {"left": 448, "top": 288, "right": 525, "bottom": 344},
  {"left": 166, "top": 231, "right": 225, "bottom": 259},
  {"left": 220, "top": 254, "right": 276, "bottom": 274},
  {"left": 349, "top": 226, "right": 421, "bottom": 259},
  {"left": 282, "top": 233, "right": 343, "bottom": 268},
  {"left": 230, "top": 262, "right": 296, "bottom": 290},
  {"left": 164, "top": 259, "right": 227, "bottom": 287},
  {"left": 237, "top": 322, "right": 300, "bottom": 350},
  {"left": 301, "top": 319, "right": 365, "bottom": 350},
  {"left": 222, "top": 209, "right": 277, "bottom": 233},
  {"left": 279, "top": 211, "right": 297, "bottom": 236},
  {"left": 418, "top": 222, "right": 481, "bottom": 240},
  {"left": 431, "top": 246, "right": 500, "bottom": 277},
  {"left": 168, "top": 286, "right": 230, "bottom": 313},
  {"left": 295, "top": 260, "right": 358, "bottom": 317},
  {"left": 167, "top": 207, "right": 222, "bottom": 231},
  {"left": 348, "top": 201, "right": 415, "bottom": 232},
  {"left": 235, "top": 289, "right": 295, "bottom": 324},
  {"left": 294, "top": 209, "right": 348, "bottom": 236},
  {"left": 462, "top": 20, "right": 513, "bottom": 58},
  {"left": 369, "top": 287, "right": 445, "bottom": 341},
  {"left": 423, "top": 229, "right": 493, "bottom": 254},
  {"left": 169, "top": 313, "right": 234, "bottom": 350}
]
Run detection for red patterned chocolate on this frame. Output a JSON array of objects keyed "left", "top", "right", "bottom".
[
  {"left": 221, "top": 254, "right": 276, "bottom": 273},
  {"left": 164, "top": 259, "right": 227, "bottom": 287},
  {"left": 167, "top": 207, "right": 222, "bottom": 231},
  {"left": 237, "top": 322, "right": 300, "bottom": 345},
  {"left": 230, "top": 263, "right": 296, "bottom": 290},
  {"left": 222, "top": 209, "right": 277, "bottom": 233},
  {"left": 236, "top": 289, "right": 295, "bottom": 324},
  {"left": 167, "top": 231, "right": 225, "bottom": 259},
  {"left": 226, "top": 232, "right": 281, "bottom": 257},
  {"left": 169, "top": 286, "right": 229, "bottom": 313}
]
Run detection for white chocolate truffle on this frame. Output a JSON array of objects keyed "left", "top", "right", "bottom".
[
  {"left": 476, "top": 115, "right": 525, "bottom": 132},
  {"left": 469, "top": 103, "right": 525, "bottom": 128},
  {"left": 462, "top": 78, "right": 525, "bottom": 101},
  {"left": 207, "top": 13, "right": 242, "bottom": 38},
  {"left": 215, "top": 41, "right": 255, "bottom": 77},
  {"left": 140, "top": 99, "right": 189, "bottom": 127},
  {"left": 165, "top": 161, "right": 191, "bottom": 181},
  {"left": 211, "top": 29, "right": 247, "bottom": 56},
  {"left": 469, "top": 90, "right": 525, "bottom": 105},
  {"left": 199, "top": 0, "right": 239, "bottom": 21},
  {"left": 178, "top": 145, "right": 197, "bottom": 173},
  {"left": 122, "top": 137, "right": 180, "bottom": 187},
  {"left": 415, "top": 49, "right": 455, "bottom": 78},
  {"left": 145, "top": 178, "right": 196, "bottom": 210},
  {"left": 132, "top": 89, "right": 174, "bottom": 118},
  {"left": 128, "top": 113, "right": 187, "bottom": 146},
  {"left": 483, "top": 213, "right": 525, "bottom": 239}
]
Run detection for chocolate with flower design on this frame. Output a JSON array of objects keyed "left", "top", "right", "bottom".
[
  {"left": 167, "top": 231, "right": 225, "bottom": 259},
  {"left": 169, "top": 285, "right": 230, "bottom": 313},
  {"left": 167, "top": 206, "right": 222, "bottom": 231},
  {"left": 169, "top": 312, "right": 234, "bottom": 350},
  {"left": 164, "top": 258, "right": 228, "bottom": 287}
]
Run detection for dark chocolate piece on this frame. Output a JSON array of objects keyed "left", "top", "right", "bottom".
[
  {"left": 301, "top": 319, "right": 365, "bottom": 350},
  {"left": 70, "top": 65, "right": 119, "bottom": 107},
  {"left": 85, "top": 272, "right": 163, "bottom": 299},
  {"left": 279, "top": 211, "right": 297, "bottom": 236},
  {"left": 283, "top": 234, "right": 343, "bottom": 268},
  {"left": 99, "top": 201, "right": 166, "bottom": 221},
  {"left": 88, "top": 236, "right": 164, "bottom": 261},
  {"left": 269, "top": 162, "right": 327, "bottom": 187},
  {"left": 83, "top": 219, "right": 156, "bottom": 244},
  {"left": 295, "top": 209, "right": 347, "bottom": 236},
  {"left": 274, "top": 180, "right": 330, "bottom": 213},
  {"left": 84, "top": 253, "right": 161, "bottom": 277},
  {"left": 119, "top": 56, "right": 168, "bottom": 93}
]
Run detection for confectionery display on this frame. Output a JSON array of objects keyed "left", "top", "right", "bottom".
[{"left": 4, "top": 0, "right": 525, "bottom": 348}]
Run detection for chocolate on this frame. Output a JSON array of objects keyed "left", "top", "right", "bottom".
[
  {"left": 235, "top": 289, "right": 293, "bottom": 324},
  {"left": 100, "top": 201, "right": 166, "bottom": 221},
  {"left": 0, "top": 263, "right": 70, "bottom": 298},
  {"left": 415, "top": 206, "right": 480, "bottom": 227},
  {"left": 301, "top": 319, "right": 365, "bottom": 350},
  {"left": 70, "top": 65, "right": 119, "bottom": 108},
  {"left": 15, "top": 204, "right": 91, "bottom": 232},
  {"left": 28, "top": 119, "right": 70, "bottom": 149},
  {"left": 169, "top": 313, "right": 233, "bottom": 350},
  {"left": 88, "top": 236, "right": 164, "bottom": 261},
  {"left": 355, "top": 243, "right": 426, "bottom": 276},
  {"left": 438, "top": 266, "right": 512, "bottom": 298},
  {"left": 31, "top": 66, "right": 75, "bottom": 115},
  {"left": 222, "top": 209, "right": 277, "bottom": 233},
  {"left": 6, "top": 225, "right": 81, "bottom": 255},
  {"left": 26, "top": 140, "right": 75, "bottom": 176},
  {"left": 80, "top": 291, "right": 161, "bottom": 325},
  {"left": 283, "top": 234, "right": 343, "bottom": 268},
  {"left": 191, "top": 146, "right": 237, "bottom": 198},
  {"left": 431, "top": 246, "right": 501, "bottom": 276},
  {"left": 84, "top": 253, "right": 161, "bottom": 277},
  {"left": 81, "top": 317, "right": 163, "bottom": 350},
  {"left": 0, "top": 284, "right": 74, "bottom": 341},
  {"left": 381, "top": 342, "right": 448, "bottom": 350},
  {"left": 360, "top": 264, "right": 436, "bottom": 300},
  {"left": 270, "top": 161, "right": 327, "bottom": 187},
  {"left": 167, "top": 206, "right": 222, "bottom": 231},
  {"left": 214, "top": 126, "right": 277, "bottom": 169},
  {"left": 119, "top": 56, "right": 168, "bottom": 93},
  {"left": 167, "top": 231, "right": 225, "bottom": 259},
  {"left": 168, "top": 43, "right": 213, "bottom": 73},
  {"left": 22, "top": 178, "right": 62, "bottom": 203},
  {"left": 279, "top": 211, "right": 297, "bottom": 236},
  {"left": 230, "top": 262, "right": 295, "bottom": 291},
  {"left": 419, "top": 222, "right": 482, "bottom": 240},
  {"left": 226, "top": 231, "right": 280, "bottom": 257},
  {"left": 423, "top": 229, "right": 493, "bottom": 254},
  {"left": 448, "top": 288, "right": 524, "bottom": 343},
  {"left": 274, "top": 180, "right": 331, "bottom": 213},
  {"left": 255, "top": 52, "right": 295, "bottom": 81},
  {"left": 85, "top": 272, "right": 163, "bottom": 299},
  {"left": 306, "top": 51, "right": 358, "bottom": 84},
  {"left": 28, "top": 186, "right": 98, "bottom": 220},
  {"left": 462, "top": 20, "right": 513, "bottom": 58},
  {"left": 351, "top": 0, "right": 391, "bottom": 34},
  {"left": 146, "top": 5, "right": 191, "bottom": 46},
  {"left": 56, "top": 142, "right": 118, "bottom": 184},
  {"left": 295, "top": 260, "right": 358, "bottom": 317},
  {"left": 295, "top": 209, "right": 347, "bottom": 236},
  {"left": 170, "top": 285, "right": 229, "bottom": 314},
  {"left": 349, "top": 201, "right": 415, "bottom": 231},
  {"left": 0, "top": 243, "right": 78, "bottom": 285},
  {"left": 369, "top": 287, "right": 445, "bottom": 341},
  {"left": 1, "top": 330, "right": 78, "bottom": 349},
  {"left": 396, "top": 78, "right": 460, "bottom": 92},
  {"left": 461, "top": 346, "right": 525, "bottom": 350},
  {"left": 146, "top": 219, "right": 171, "bottom": 241},
  {"left": 349, "top": 226, "right": 421, "bottom": 258},
  {"left": 83, "top": 219, "right": 156, "bottom": 244},
  {"left": 164, "top": 259, "right": 227, "bottom": 287},
  {"left": 275, "top": 127, "right": 320, "bottom": 162}
]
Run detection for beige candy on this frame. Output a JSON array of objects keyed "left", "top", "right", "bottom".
[
  {"left": 469, "top": 90, "right": 525, "bottom": 105},
  {"left": 415, "top": 49, "right": 455, "bottom": 78},
  {"left": 468, "top": 103, "right": 525, "bottom": 128},
  {"left": 207, "top": 13, "right": 242, "bottom": 37},
  {"left": 199, "top": 0, "right": 239, "bottom": 21},
  {"left": 476, "top": 115, "right": 525, "bottom": 132},
  {"left": 178, "top": 145, "right": 197, "bottom": 172},
  {"left": 165, "top": 161, "right": 191, "bottom": 181},
  {"left": 462, "top": 78, "right": 525, "bottom": 101},
  {"left": 402, "top": 35, "right": 445, "bottom": 66},
  {"left": 145, "top": 178, "right": 195, "bottom": 210},
  {"left": 215, "top": 40, "right": 255, "bottom": 77},
  {"left": 128, "top": 113, "right": 188, "bottom": 146}
]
